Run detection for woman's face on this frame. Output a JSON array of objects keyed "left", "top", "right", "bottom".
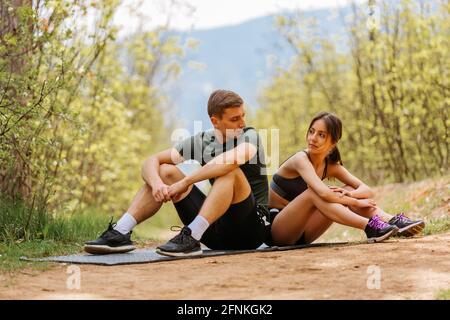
[{"left": 307, "top": 119, "right": 335, "bottom": 156}]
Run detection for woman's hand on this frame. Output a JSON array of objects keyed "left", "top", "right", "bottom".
[
  {"left": 354, "top": 198, "right": 377, "bottom": 208},
  {"left": 329, "top": 185, "right": 353, "bottom": 198}
]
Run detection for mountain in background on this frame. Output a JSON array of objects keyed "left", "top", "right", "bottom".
[{"left": 166, "top": 6, "right": 352, "bottom": 131}]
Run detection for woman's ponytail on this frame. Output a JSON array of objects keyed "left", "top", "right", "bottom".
[{"left": 328, "top": 146, "right": 342, "bottom": 165}]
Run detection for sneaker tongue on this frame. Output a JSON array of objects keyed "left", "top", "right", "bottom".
[
  {"left": 388, "top": 215, "right": 398, "bottom": 224},
  {"left": 370, "top": 215, "right": 387, "bottom": 229},
  {"left": 182, "top": 227, "right": 192, "bottom": 236}
]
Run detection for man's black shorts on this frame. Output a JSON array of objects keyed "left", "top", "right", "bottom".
[{"left": 174, "top": 185, "right": 266, "bottom": 250}]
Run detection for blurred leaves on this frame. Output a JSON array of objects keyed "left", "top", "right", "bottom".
[
  {"left": 256, "top": 0, "right": 449, "bottom": 184},
  {"left": 0, "top": 0, "right": 186, "bottom": 215}
]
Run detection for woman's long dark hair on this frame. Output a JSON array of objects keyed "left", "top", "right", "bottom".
[{"left": 306, "top": 111, "right": 343, "bottom": 165}]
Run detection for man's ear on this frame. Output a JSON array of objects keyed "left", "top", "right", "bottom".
[{"left": 210, "top": 115, "right": 219, "bottom": 127}]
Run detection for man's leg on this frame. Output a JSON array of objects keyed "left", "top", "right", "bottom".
[
  {"left": 127, "top": 163, "right": 193, "bottom": 223},
  {"left": 197, "top": 167, "right": 251, "bottom": 224},
  {"left": 156, "top": 167, "right": 253, "bottom": 256},
  {"left": 128, "top": 164, "right": 247, "bottom": 226},
  {"left": 84, "top": 163, "right": 191, "bottom": 254}
]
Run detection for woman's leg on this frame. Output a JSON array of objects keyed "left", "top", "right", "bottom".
[
  {"left": 301, "top": 210, "right": 333, "bottom": 243},
  {"left": 271, "top": 188, "right": 368, "bottom": 245},
  {"left": 341, "top": 185, "right": 393, "bottom": 221},
  {"left": 341, "top": 186, "right": 424, "bottom": 236}
]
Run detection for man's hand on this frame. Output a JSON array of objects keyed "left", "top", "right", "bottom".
[
  {"left": 151, "top": 181, "right": 171, "bottom": 203},
  {"left": 354, "top": 198, "right": 377, "bottom": 208},
  {"left": 168, "top": 178, "right": 190, "bottom": 200},
  {"left": 329, "top": 185, "right": 353, "bottom": 198}
]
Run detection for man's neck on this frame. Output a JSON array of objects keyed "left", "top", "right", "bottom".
[{"left": 213, "top": 129, "right": 238, "bottom": 144}]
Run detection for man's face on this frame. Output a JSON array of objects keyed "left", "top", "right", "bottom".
[{"left": 211, "top": 105, "right": 246, "bottom": 140}]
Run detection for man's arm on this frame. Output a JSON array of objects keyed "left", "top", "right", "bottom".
[
  {"left": 186, "top": 142, "right": 257, "bottom": 185},
  {"left": 142, "top": 148, "right": 184, "bottom": 202},
  {"left": 167, "top": 142, "right": 257, "bottom": 198}
]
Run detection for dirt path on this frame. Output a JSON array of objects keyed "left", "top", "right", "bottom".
[{"left": 1, "top": 233, "right": 449, "bottom": 300}]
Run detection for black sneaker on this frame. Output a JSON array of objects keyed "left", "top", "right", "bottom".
[
  {"left": 388, "top": 213, "right": 425, "bottom": 237},
  {"left": 365, "top": 215, "right": 399, "bottom": 243},
  {"left": 84, "top": 219, "right": 135, "bottom": 254},
  {"left": 156, "top": 226, "right": 202, "bottom": 257}
]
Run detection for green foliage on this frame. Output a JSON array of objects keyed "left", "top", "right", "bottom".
[
  {"left": 257, "top": 0, "right": 449, "bottom": 184},
  {"left": 436, "top": 289, "right": 450, "bottom": 300},
  {"left": 318, "top": 174, "right": 450, "bottom": 242},
  {"left": 0, "top": 194, "right": 49, "bottom": 242},
  {"left": 0, "top": 240, "right": 80, "bottom": 271},
  {"left": 423, "top": 216, "right": 450, "bottom": 236},
  {"left": 0, "top": 193, "right": 109, "bottom": 243},
  {"left": 0, "top": 0, "right": 187, "bottom": 226}
]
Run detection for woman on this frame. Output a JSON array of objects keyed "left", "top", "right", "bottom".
[{"left": 269, "top": 112, "right": 425, "bottom": 245}]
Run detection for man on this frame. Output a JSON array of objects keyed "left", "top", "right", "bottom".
[{"left": 84, "top": 90, "right": 269, "bottom": 256}]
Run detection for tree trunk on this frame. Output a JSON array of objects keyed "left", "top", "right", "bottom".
[{"left": 0, "top": 0, "right": 33, "bottom": 201}]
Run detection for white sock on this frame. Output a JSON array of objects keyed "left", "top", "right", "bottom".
[
  {"left": 188, "top": 215, "right": 210, "bottom": 241},
  {"left": 113, "top": 212, "right": 137, "bottom": 235}
]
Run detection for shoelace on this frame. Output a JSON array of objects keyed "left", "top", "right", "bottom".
[
  {"left": 169, "top": 226, "right": 189, "bottom": 244},
  {"left": 396, "top": 213, "right": 410, "bottom": 222},
  {"left": 100, "top": 217, "right": 116, "bottom": 237},
  {"left": 368, "top": 215, "right": 389, "bottom": 230}
]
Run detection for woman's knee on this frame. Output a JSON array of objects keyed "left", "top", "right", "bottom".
[
  {"left": 300, "top": 188, "right": 314, "bottom": 201},
  {"left": 303, "top": 188, "right": 330, "bottom": 207}
]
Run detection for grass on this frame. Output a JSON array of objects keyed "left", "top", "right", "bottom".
[
  {"left": 0, "top": 174, "right": 448, "bottom": 271},
  {"left": 319, "top": 174, "right": 450, "bottom": 242},
  {"left": 0, "top": 240, "right": 80, "bottom": 272},
  {"left": 372, "top": 174, "right": 449, "bottom": 222},
  {"left": 0, "top": 195, "right": 181, "bottom": 272},
  {"left": 132, "top": 204, "right": 182, "bottom": 241},
  {"left": 423, "top": 216, "right": 450, "bottom": 236},
  {"left": 435, "top": 289, "right": 450, "bottom": 300},
  {"left": 0, "top": 195, "right": 107, "bottom": 272},
  {"left": 0, "top": 195, "right": 111, "bottom": 243}
]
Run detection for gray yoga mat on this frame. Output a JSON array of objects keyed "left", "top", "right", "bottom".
[{"left": 20, "top": 242, "right": 348, "bottom": 266}]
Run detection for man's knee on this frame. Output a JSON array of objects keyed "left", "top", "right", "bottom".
[
  {"left": 212, "top": 168, "right": 245, "bottom": 188},
  {"left": 221, "top": 167, "right": 244, "bottom": 180},
  {"left": 159, "top": 163, "right": 185, "bottom": 185}
]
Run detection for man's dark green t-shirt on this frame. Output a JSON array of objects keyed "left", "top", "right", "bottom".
[{"left": 174, "top": 127, "right": 269, "bottom": 205}]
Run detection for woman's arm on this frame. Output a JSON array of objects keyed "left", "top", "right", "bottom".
[
  {"left": 291, "top": 153, "right": 361, "bottom": 207},
  {"left": 328, "top": 164, "right": 374, "bottom": 199}
]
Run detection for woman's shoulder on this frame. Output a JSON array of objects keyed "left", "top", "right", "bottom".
[
  {"left": 326, "top": 161, "right": 345, "bottom": 176},
  {"left": 285, "top": 150, "right": 310, "bottom": 168},
  {"left": 277, "top": 150, "right": 307, "bottom": 173},
  {"left": 290, "top": 149, "right": 309, "bottom": 161}
]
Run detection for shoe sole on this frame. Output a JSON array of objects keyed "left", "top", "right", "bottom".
[
  {"left": 155, "top": 248, "right": 203, "bottom": 257},
  {"left": 84, "top": 244, "right": 136, "bottom": 255},
  {"left": 367, "top": 227, "right": 399, "bottom": 243},
  {"left": 397, "top": 221, "right": 425, "bottom": 237}
]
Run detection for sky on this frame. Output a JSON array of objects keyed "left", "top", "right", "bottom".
[{"left": 114, "top": 0, "right": 366, "bottom": 33}]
